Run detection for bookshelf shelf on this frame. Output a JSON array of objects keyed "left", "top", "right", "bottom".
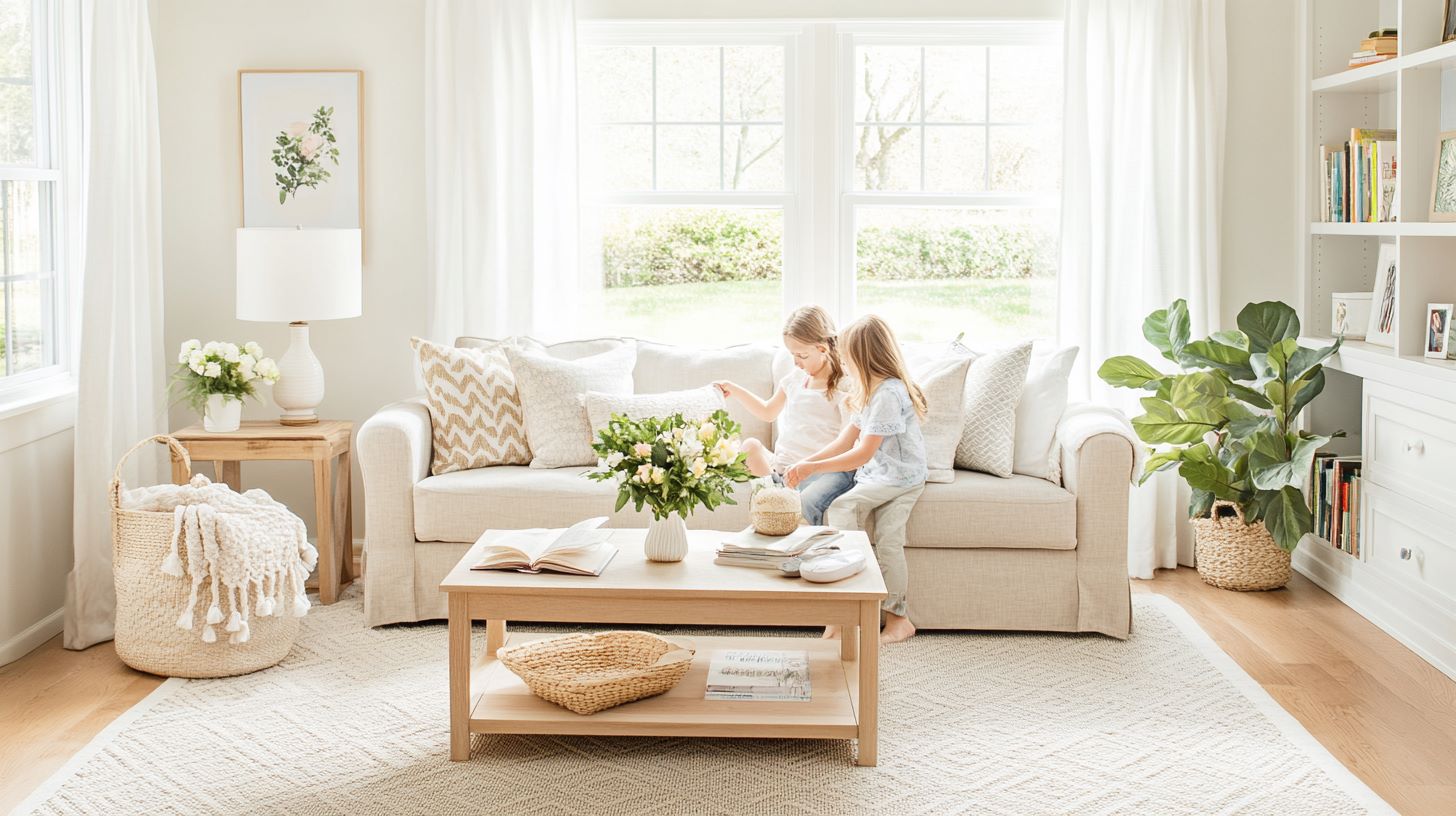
[
  {"left": 1310, "top": 59, "right": 1400, "bottom": 93},
  {"left": 1309, "top": 221, "right": 1456, "bottom": 236}
]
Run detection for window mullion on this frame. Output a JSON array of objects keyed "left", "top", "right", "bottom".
[
  {"left": 719, "top": 46, "right": 726, "bottom": 191},
  {"left": 919, "top": 46, "right": 926, "bottom": 192},
  {"left": 651, "top": 46, "right": 658, "bottom": 190}
]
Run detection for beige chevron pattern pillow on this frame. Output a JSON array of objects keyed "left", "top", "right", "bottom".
[{"left": 411, "top": 337, "right": 531, "bottom": 474}]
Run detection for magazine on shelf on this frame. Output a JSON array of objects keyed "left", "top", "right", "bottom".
[
  {"left": 704, "top": 649, "right": 812, "bottom": 701},
  {"left": 470, "top": 516, "right": 617, "bottom": 575}
]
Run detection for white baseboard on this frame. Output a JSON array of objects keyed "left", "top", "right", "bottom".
[{"left": 0, "top": 607, "right": 64, "bottom": 667}]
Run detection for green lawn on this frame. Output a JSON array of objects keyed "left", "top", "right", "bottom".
[{"left": 602, "top": 278, "right": 1056, "bottom": 345}]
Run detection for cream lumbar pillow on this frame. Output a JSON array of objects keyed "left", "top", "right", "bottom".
[
  {"left": 910, "top": 353, "right": 975, "bottom": 484},
  {"left": 1014, "top": 346, "right": 1079, "bottom": 482},
  {"left": 955, "top": 341, "right": 1033, "bottom": 477},
  {"left": 505, "top": 342, "right": 637, "bottom": 469},
  {"left": 411, "top": 337, "right": 531, "bottom": 474},
  {"left": 583, "top": 387, "right": 724, "bottom": 438}
]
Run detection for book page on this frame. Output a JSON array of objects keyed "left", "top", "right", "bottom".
[{"left": 542, "top": 516, "right": 609, "bottom": 556}]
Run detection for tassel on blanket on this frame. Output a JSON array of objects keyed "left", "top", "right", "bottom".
[
  {"left": 206, "top": 604, "right": 223, "bottom": 625},
  {"left": 202, "top": 624, "right": 217, "bottom": 643},
  {"left": 160, "top": 506, "right": 186, "bottom": 577},
  {"left": 176, "top": 607, "right": 194, "bottom": 630}
]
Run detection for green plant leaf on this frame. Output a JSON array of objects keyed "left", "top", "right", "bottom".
[
  {"left": 1237, "top": 301, "right": 1301, "bottom": 353},
  {"left": 1098, "top": 355, "right": 1165, "bottom": 389},
  {"left": 1227, "top": 414, "right": 1277, "bottom": 439},
  {"left": 1288, "top": 367, "right": 1327, "bottom": 420},
  {"left": 1286, "top": 336, "right": 1341, "bottom": 382},
  {"left": 1178, "top": 340, "right": 1254, "bottom": 379},
  {"left": 1261, "top": 485, "right": 1313, "bottom": 552},
  {"left": 1131, "top": 398, "right": 1217, "bottom": 444},
  {"left": 1171, "top": 371, "right": 1228, "bottom": 405},
  {"left": 1250, "top": 433, "right": 1330, "bottom": 490},
  {"left": 1142, "top": 300, "right": 1191, "bottom": 362},
  {"left": 1226, "top": 381, "right": 1273, "bottom": 409},
  {"left": 1210, "top": 330, "right": 1250, "bottom": 350},
  {"left": 1141, "top": 449, "right": 1186, "bottom": 483},
  {"left": 1188, "top": 487, "right": 1216, "bottom": 519},
  {"left": 1178, "top": 451, "right": 1246, "bottom": 503}
]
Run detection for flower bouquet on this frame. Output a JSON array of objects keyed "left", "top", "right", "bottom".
[
  {"left": 586, "top": 409, "right": 754, "bottom": 561},
  {"left": 171, "top": 340, "right": 281, "bottom": 432}
]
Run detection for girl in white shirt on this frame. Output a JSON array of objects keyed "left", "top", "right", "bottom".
[{"left": 713, "top": 306, "right": 853, "bottom": 524}]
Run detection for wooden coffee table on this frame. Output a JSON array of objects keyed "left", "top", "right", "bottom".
[{"left": 439, "top": 528, "right": 888, "bottom": 765}]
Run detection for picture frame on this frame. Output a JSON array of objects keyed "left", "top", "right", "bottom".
[
  {"left": 1445, "top": 0, "right": 1456, "bottom": 43},
  {"left": 238, "top": 69, "right": 364, "bottom": 232},
  {"left": 1427, "top": 303, "right": 1454, "bottom": 359},
  {"left": 1432, "top": 130, "right": 1456, "bottom": 222},
  {"left": 1366, "top": 243, "right": 1398, "bottom": 347}
]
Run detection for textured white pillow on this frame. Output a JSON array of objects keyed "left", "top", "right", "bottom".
[
  {"left": 584, "top": 387, "right": 725, "bottom": 438},
  {"left": 1014, "top": 346, "right": 1079, "bottom": 482},
  {"left": 505, "top": 342, "right": 637, "bottom": 468},
  {"left": 955, "top": 342, "right": 1033, "bottom": 477},
  {"left": 911, "top": 353, "right": 975, "bottom": 484}
]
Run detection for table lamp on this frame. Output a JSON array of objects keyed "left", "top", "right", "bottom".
[{"left": 236, "top": 227, "right": 362, "bottom": 425}]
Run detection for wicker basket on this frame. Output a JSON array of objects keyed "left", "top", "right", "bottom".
[
  {"left": 751, "top": 485, "right": 802, "bottom": 536},
  {"left": 1191, "top": 501, "right": 1292, "bottom": 591},
  {"left": 498, "top": 631, "right": 694, "bottom": 715},
  {"left": 111, "top": 435, "right": 300, "bottom": 678}
]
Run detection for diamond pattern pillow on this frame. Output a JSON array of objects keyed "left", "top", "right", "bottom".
[
  {"left": 505, "top": 342, "right": 638, "bottom": 468},
  {"left": 411, "top": 337, "right": 531, "bottom": 475},
  {"left": 955, "top": 342, "right": 1033, "bottom": 477}
]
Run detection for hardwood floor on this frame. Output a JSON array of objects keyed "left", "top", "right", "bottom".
[{"left": 2, "top": 567, "right": 1452, "bottom": 814}]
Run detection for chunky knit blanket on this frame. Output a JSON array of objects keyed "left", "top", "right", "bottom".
[{"left": 121, "top": 474, "right": 318, "bottom": 644}]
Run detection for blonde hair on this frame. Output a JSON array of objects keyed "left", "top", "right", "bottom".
[
  {"left": 782, "top": 305, "right": 844, "bottom": 401},
  {"left": 840, "top": 315, "right": 928, "bottom": 418}
]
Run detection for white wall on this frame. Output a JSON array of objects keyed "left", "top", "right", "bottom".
[{"left": 155, "top": 0, "right": 426, "bottom": 536}]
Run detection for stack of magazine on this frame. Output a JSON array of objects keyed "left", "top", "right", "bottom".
[
  {"left": 713, "top": 525, "right": 843, "bottom": 571},
  {"left": 705, "top": 649, "right": 812, "bottom": 701}
]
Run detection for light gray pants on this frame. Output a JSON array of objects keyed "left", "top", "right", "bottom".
[{"left": 826, "top": 482, "right": 925, "bottom": 618}]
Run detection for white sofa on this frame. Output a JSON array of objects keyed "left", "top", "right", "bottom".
[{"left": 358, "top": 339, "right": 1135, "bottom": 637}]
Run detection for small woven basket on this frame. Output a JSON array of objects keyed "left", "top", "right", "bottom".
[
  {"left": 1191, "top": 501, "right": 1292, "bottom": 591},
  {"left": 111, "top": 435, "right": 300, "bottom": 678},
  {"left": 751, "top": 485, "right": 802, "bottom": 536},
  {"left": 498, "top": 631, "right": 694, "bottom": 715}
]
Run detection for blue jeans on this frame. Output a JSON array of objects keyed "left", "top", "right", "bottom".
[{"left": 797, "top": 470, "right": 856, "bottom": 526}]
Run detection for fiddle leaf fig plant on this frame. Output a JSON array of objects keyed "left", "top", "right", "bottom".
[{"left": 1098, "top": 300, "right": 1342, "bottom": 553}]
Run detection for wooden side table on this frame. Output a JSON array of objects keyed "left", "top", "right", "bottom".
[{"left": 169, "top": 420, "right": 355, "bottom": 604}]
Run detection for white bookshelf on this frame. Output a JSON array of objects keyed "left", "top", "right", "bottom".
[{"left": 1298, "top": 0, "right": 1456, "bottom": 681}]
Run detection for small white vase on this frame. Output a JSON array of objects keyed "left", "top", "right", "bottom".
[
  {"left": 203, "top": 394, "right": 242, "bottom": 433},
  {"left": 644, "top": 514, "right": 689, "bottom": 562}
]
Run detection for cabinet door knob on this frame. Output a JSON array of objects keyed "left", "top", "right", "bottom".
[
  {"left": 1404, "top": 439, "right": 1425, "bottom": 455},
  {"left": 1399, "top": 547, "right": 1412, "bottom": 561}
]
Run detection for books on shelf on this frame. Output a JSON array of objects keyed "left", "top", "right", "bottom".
[
  {"left": 713, "top": 525, "right": 843, "bottom": 570},
  {"left": 704, "top": 649, "right": 812, "bottom": 701},
  {"left": 1310, "top": 454, "right": 1362, "bottom": 557},
  {"left": 1319, "top": 129, "right": 1397, "bottom": 224},
  {"left": 470, "top": 516, "right": 618, "bottom": 575},
  {"left": 1348, "top": 29, "right": 1397, "bottom": 67}
]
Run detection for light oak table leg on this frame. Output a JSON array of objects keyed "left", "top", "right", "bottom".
[
  {"left": 856, "top": 600, "right": 879, "bottom": 767},
  {"left": 313, "top": 456, "right": 338, "bottom": 604},
  {"left": 338, "top": 450, "right": 355, "bottom": 583},
  {"left": 215, "top": 461, "right": 242, "bottom": 492},
  {"left": 486, "top": 620, "right": 507, "bottom": 657},
  {"left": 448, "top": 593, "right": 471, "bottom": 761},
  {"left": 171, "top": 456, "right": 189, "bottom": 485},
  {"left": 840, "top": 624, "right": 858, "bottom": 662}
]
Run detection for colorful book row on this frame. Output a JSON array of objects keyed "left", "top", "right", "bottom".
[
  {"left": 1311, "top": 454, "right": 1362, "bottom": 557},
  {"left": 1319, "top": 129, "right": 1397, "bottom": 223}
]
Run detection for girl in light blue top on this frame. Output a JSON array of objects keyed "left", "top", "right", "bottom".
[{"left": 786, "top": 315, "right": 928, "bottom": 644}]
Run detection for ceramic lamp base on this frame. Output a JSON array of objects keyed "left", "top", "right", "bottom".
[{"left": 272, "top": 322, "right": 326, "bottom": 425}]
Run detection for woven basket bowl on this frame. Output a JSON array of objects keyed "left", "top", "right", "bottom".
[
  {"left": 498, "top": 631, "right": 694, "bottom": 715},
  {"left": 751, "top": 485, "right": 802, "bottom": 537},
  {"left": 111, "top": 435, "right": 299, "bottom": 678},
  {"left": 1191, "top": 501, "right": 1292, "bottom": 591}
]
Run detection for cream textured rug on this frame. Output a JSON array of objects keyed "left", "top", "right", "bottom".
[{"left": 19, "top": 591, "right": 1393, "bottom": 816}]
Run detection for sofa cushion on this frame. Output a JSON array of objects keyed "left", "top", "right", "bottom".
[
  {"left": 955, "top": 342, "right": 1032, "bottom": 477},
  {"left": 505, "top": 342, "right": 638, "bottom": 468},
  {"left": 412, "top": 466, "right": 755, "bottom": 543},
  {"left": 412, "top": 337, "right": 531, "bottom": 473},
  {"left": 904, "top": 469, "right": 1076, "bottom": 550},
  {"left": 584, "top": 387, "right": 725, "bottom": 437},
  {"left": 633, "top": 341, "right": 775, "bottom": 443}
]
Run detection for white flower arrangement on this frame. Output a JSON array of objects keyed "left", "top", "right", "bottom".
[
  {"left": 170, "top": 338, "right": 280, "bottom": 412},
  {"left": 586, "top": 409, "right": 754, "bottom": 521}
]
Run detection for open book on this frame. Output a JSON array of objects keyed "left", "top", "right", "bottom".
[
  {"left": 719, "top": 525, "right": 842, "bottom": 557},
  {"left": 471, "top": 517, "right": 617, "bottom": 576}
]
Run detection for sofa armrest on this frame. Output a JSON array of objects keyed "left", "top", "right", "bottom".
[
  {"left": 1056, "top": 405, "right": 1136, "bottom": 638},
  {"left": 357, "top": 398, "right": 431, "bottom": 625}
]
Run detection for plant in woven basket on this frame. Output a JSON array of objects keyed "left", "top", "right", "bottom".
[
  {"left": 586, "top": 409, "right": 754, "bottom": 520},
  {"left": 1098, "top": 300, "right": 1343, "bottom": 553}
]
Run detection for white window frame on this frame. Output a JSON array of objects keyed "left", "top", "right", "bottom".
[{"left": 0, "top": 0, "right": 79, "bottom": 412}]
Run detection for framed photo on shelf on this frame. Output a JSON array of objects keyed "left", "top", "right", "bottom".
[
  {"left": 1366, "top": 243, "right": 1398, "bottom": 347},
  {"left": 1427, "top": 304, "right": 1454, "bottom": 359},
  {"left": 1445, "top": 1, "right": 1456, "bottom": 43},
  {"left": 239, "top": 69, "right": 363, "bottom": 230},
  {"left": 1432, "top": 130, "right": 1456, "bottom": 222}
]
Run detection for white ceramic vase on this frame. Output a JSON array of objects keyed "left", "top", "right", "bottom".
[
  {"left": 203, "top": 394, "right": 242, "bottom": 433},
  {"left": 643, "top": 514, "right": 689, "bottom": 562}
]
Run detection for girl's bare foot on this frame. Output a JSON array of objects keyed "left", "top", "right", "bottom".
[
  {"left": 822, "top": 625, "right": 840, "bottom": 640},
  {"left": 880, "top": 613, "right": 915, "bottom": 644}
]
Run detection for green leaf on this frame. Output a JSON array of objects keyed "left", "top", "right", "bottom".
[
  {"left": 1226, "top": 381, "right": 1273, "bottom": 409},
  {"left": 1178, "top": 340, "right": 1254, "bottom": 379},
  {"left": 1286, "top": 336, "right": 1341, "bottom": 382},
  {"left": 1250, "top": 434, "right": 1330, "bottom": 490},
  {"left": 1143, "top": 300, "right": 1191, "bottom": 362},
  {"left": 1227, "top": 414, "right": 1277, "bottom": 439},
  {"left": 614, "top": 491, "right": 629, "bottom": 512},
  {"left": 1141, "top": 449, "right": 1186, "bottom": 483},
  {"left": 1288, "top": 367, "right": 1326, "bottom": 420},
  {"left": 1098, "top": 355, "right": 1165, "bottom": 389},
  {"left": 1262, "top": 485, "right": 1313, "bottom": 552},
  {"left": 1188, "top": 488, "right": 1216, "bottom": 519},
  {"left": 1237, "top": 301, "right": 1301, "bottom": 353},
  {"left": 1178, "top": 451, "right": 1246, "bottom": 503},
  {"left": 1210, "top": 330, "right": 1250, "bottom": 350},
  {"left": 1132, "top": 403, "right": 1219, "bottom": 445},
  {"left": 1171, "top": 371, "right": 1228, "bottom": 405}
]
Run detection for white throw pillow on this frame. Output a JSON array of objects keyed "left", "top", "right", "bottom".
[
  {"left": 584, "top": 387, "right": 725, "bottom": 438},
  {"left": 955, "top": 342, "right": 1033, "bottom": 477},
  {"left": 1014, "top": 346, "right": 1079, "bottom": 482},
  {"left": 505, "top": 342, "right": 637, "bottom": 468},
  {"left": 911, "top": 354, "right": 975, "bottom": 484}
]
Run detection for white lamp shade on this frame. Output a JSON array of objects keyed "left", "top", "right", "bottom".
[{"left": 236, "top": 228, "right": 362, "bottom": 322}]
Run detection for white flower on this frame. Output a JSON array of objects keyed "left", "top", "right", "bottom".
[
  {"left": 632, "top": 442, "right": 653, "bottom": 458},
  {"left": 244, "top": 341, "right": 263, "bottom": 358},
  {"left": 179, "top": 339, "right": 200, "bottom": 357},
  {"left": 605, "top": 451, "right": 625, "bottom": 468},
  {"left": 672, "top": 427, "right": 685, "bottom": 440},
  {"left": 256, "top": 358, "right": 280, "bottom": 382},
  {"left": 677, "top": 435, "right": 704, "bottom": 458},
  {"left": 203, "top": 341, "right": 220, "bottom": 355},
  {"left": 708, "top": 438, "right": 740, "bottom": 466},
  {"left": 239, "top": 361, "right": 256, "bottom": 382},
  {"left": 635, "top": 463, "right": 653, "bottom": 483},
  {"left": 188, "top": 350, "right": 205, "bottom": 368},
  {"left": 221, "top": 343, "right": 241, "bottom": 363},
  {"left": 612, "top": 470, "right": 628, "bottom": 485},
  {"left": 188, "top": 359, "right": 205, "bottom": 375},
  {"left": 239, "top": 353, "right": 256, "bottom": 368},
  {"left": 698, "top": 421, "right": 717, "bottom": 442},
  {"left": 203, "top": 361, "right": 222, "bottom": 378},
  {"left": 177, "top": 349, "right": 190, "bottom": 364},
  {"left": 690, "top": 458, "right": 707, "bottom": 478},
  {"left": 650, "top": 466, "right": 666, "bottom": 485}
]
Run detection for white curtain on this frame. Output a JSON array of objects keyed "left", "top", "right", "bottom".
[
  {"left": 64, "top": 0, "right": 167, "bottom": 649},
  {"left": 1059, "top": 0, "right": 1227, "bottom": 578},
  {"left": 425, "top": 0, "right": 582, "bottom": 344}
]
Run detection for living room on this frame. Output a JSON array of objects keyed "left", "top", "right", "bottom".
[{"left": 2, "top": 0, "right": 1454, "bottom": 813}]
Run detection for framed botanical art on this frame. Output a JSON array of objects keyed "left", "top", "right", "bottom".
[
  {"left": 1432, "top": 130, "right": 1456, "bottom": 222},
  {"left": 1366, "top": 242, "right": 1398, "bottom": 347},
  {"left": 239, "top": 69, "right": 363, "bottom": 230}
]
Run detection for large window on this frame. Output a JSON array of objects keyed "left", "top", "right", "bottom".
[
  {"left": 577, "top": 22, "right": 1061, "bottom": 346},
  {"left": 0, "top": 0, "right": 66, "bottom": 393}
]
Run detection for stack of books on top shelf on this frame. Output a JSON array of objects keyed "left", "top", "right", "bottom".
[
  {"left": 1311, "top": 454, "right": 1362, "bottom": 557},
  {"left": 1348, "top": 29, "right": 1397, "bottom": 68},
  {"left": 1320, "top": 128, "right": 1398, "bottom": 223}
]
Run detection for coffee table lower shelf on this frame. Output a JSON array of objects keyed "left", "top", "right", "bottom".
[{"left": 469, "top": 634, "right": 862, "bottom": 742}]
